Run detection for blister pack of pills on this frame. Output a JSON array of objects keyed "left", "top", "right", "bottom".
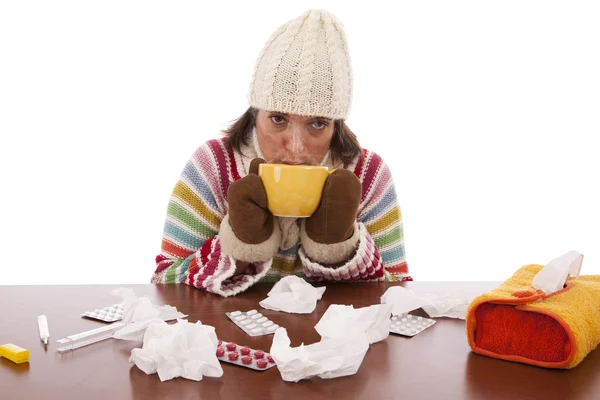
[
  {"left": 216, "top": 340, "right": 276, "bottom": 371},
  {"left": 226, "top": 310, "right": 280, "bottom": 336},
  {"left": 82, "top": 303, "right": 124, "bottom": 322},
  {"left": 389, "top": 313, "right": 436, "bottom": 337}
]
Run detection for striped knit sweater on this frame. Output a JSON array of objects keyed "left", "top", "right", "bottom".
[{"left": 152, "top": 132, "right": 410, "bottom": 296}]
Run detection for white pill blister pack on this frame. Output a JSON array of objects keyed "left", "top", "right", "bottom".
[
  {"left": 82, "top": 303, "right": 124, "bottom": 322},
  {"left": 389, "top": 313, "right": 436, "bottom": 337},
  {"left": 226, "top": 310, "right": 280, "bottom": 336}
]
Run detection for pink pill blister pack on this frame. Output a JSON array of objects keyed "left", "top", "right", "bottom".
[
  {"left": 389, "top": 313, "right": 436, "bottom": 337},
  {"left": 226, "top": 310, "right": 280, "bottom": 336},
  {"left": 216, "top": 340, "right": 277, "bottom": 371}
]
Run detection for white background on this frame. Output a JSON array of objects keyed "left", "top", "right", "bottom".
[{"left": 1, "top": 1, "right": 599, "bottom": 285}]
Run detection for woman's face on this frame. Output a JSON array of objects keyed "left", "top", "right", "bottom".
[{"left": 255, "top": 109, "right": 335, "bottom": 165}]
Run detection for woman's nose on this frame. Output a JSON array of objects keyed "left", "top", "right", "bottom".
[{"left": 284, "top": 127, "right": 306, "bottom": 155}]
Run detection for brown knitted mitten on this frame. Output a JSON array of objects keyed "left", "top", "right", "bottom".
[
  {"left": 227, "top": 158, "right": 274, "bottom": 244},
  {"left": 305, "top": 168, "right": 362, "bottom": 244}
]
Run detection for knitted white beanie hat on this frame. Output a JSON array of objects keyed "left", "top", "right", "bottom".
[{"left": 248, "top": 9, "right": 353, "bottom": 120}]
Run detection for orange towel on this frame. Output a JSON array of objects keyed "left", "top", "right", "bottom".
[{"left": 466, "top": 264, "right": 600, "bottom": 368}]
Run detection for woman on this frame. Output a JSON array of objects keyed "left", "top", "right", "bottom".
[{"left": 152, "top": 9, "right": 410, "bottom": 296}]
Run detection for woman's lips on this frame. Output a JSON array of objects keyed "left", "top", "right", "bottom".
[{"left": 271, "top": 159, "right": 317, "bottom": 165}]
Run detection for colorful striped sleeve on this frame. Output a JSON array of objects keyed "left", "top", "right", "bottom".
[
  {"left": 357, "top": 151, "right": 410, "bottom": 281},
  {"left": 299, "top": 221, "right": 386, "bottom": 281},
  {"left": 151, "top": 139, "right": 274, "bottom": 296}
]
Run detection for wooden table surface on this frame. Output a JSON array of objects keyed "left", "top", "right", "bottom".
[{"left": 1, "top": 282, "right": 599, "bottom": 400}]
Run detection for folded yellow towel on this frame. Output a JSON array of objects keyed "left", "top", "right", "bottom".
[{"left": 466, "top": 264, "right": 600, "bottom": 368}]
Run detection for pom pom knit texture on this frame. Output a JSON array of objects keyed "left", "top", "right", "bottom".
[{"left": 152, "top": 137, "right": 410, "bottom": 297}]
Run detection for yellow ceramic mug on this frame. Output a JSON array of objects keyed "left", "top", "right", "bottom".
[{"left": 258, "top": 164, "right": 332, "bottom": 217}]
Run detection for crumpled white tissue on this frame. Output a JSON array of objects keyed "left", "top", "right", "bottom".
[
  {"left": 259, "top": 275, "right": 326, "bottom": 314},
  {"left": 129, "top": 319, "right": 223, "bottom": 382},
  {"left": 270, "top": 327, "right": 369, "bottom": 382},
  {"left": 110, "top": 288, "right": 187, "bottom": 341},
  {"left": 381, "top": 286, "right": 474, "bottom": 320},
  {"left": 314, "top": 304, "right": 393, "bottom": 344},
  {"left": 269, "top": 303, "right": 389, "bottom": 382},
  {"left": 532, "top": 250, "right": 583, "bottom": 294}
]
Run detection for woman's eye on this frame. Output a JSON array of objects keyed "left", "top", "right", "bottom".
[
  {"left": 311, "top": 120, "right": 327, "bottom": 130},
  {"left": 270, "top": 115, "right": 285, "bottom": 124}
]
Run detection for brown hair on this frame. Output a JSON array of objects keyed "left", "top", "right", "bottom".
[{"left": 222, "top": 107, "right": 363, "bottom": 165}]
